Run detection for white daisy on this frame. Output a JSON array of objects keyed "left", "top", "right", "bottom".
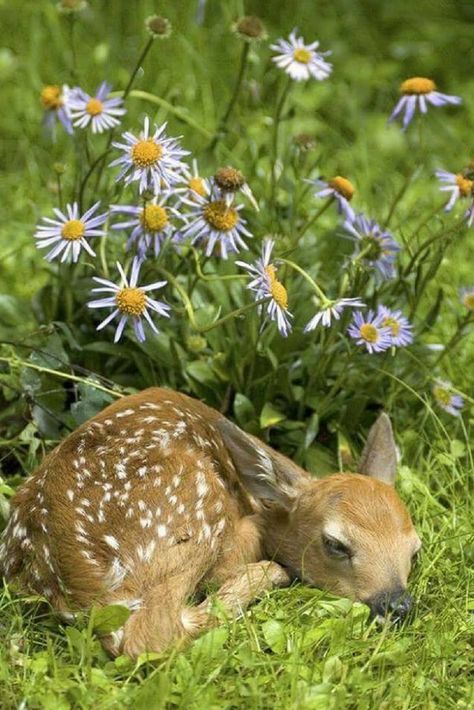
[
  {"left": 178, "top": 190, "right": 252, "bottom": 259},
  {"left": 271, "top": 29, "right": 332, "bottom": 82},
  {"left": 110, "top": 194, "right": 183, "bottom": 257},
  {"left": 237, "top": 239, "right": 293, "bottom": 337},
  {"left": 435, "top": 170, "right": 473, "bottom": 212},
  {"left": 304, "top": 297, "right": 366, "bottom": 332},
  {"left": 175, "top": 159, "right": 211, "bottom": 203},
  {"left": 110, "top": 117, "right": 190, "bottom": 194},
  {"left": 34, "top": 202, "right": 107, "bottom": 263},
  {"left": 88, "top": 257, "right": 171, "bottom": 343},
  {"left": 68, "top": 81, "right": 126, "bottom": 133}
]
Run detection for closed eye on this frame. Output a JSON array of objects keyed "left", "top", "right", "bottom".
[{"left": 322, "top": 534, "right": 352, "bottom": 559}]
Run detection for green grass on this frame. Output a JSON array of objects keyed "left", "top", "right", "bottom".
[{"left": 1, "top": 0, "right": 474, "bottom": 708}]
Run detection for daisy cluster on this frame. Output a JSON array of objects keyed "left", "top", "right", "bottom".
[{"left": 35, "top": 22, "right": 468, "bottom": 417}]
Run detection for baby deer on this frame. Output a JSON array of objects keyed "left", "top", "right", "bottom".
[{"left": 0, "top": 388, "right": 421, "bottom": 657}]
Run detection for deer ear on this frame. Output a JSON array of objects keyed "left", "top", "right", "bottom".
[
  {"left": 357, "top": 412, "right": 398, "bottom": 485},
  {"left": 216, "top": 418, "right": 308, "bottom": 510}
]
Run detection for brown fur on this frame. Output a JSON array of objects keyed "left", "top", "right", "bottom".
[{"left": 0, "top": 387, "right": 420, "bottom": 657}]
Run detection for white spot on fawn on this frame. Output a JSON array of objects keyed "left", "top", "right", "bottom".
[{"left": 104, "top": 535, "right": 120, "bottom": 551}]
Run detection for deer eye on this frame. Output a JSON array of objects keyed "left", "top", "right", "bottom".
[{"left": 322, "top": 534, "right": 352, "bottom": 559}]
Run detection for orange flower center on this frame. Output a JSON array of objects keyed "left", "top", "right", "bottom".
[
  {"left": 86, "top": 98, "right": 104, "bottom": 116},
  {"left": 359, "top": 323, "right": 378, "bottom": 343},
  {"left": 203, "top": 200, "right": 238, "bottom": 231},
  {"left": 293, "top": 48, "right": 312, "bottom": 64},
  {"left": 140, "top": 204, "right": 169, "bottom": 233},
  {"left": 131, "top": 139, "right": 163, "bottom": 168},
  {"left": 115, "top": 287, "right": 146, "bottom": 316},
  {"left": 328, "top": 176, "right": 355, "bottom": 201},
  {"left": 400, "top": 77, "right": 436, "bottom": 95},
  {"left": 188, "top": 177, "right": 207, "bottom": 197},
  {"left": 61, "top": 219, "right": 85, "bottom": 241},
  {"left": 41, "top": 85, "right": 63, "bottom": 110},
  {"left": 270, "top": 279, "right": 288, "bottom": 309},
  {"left": 455, "top": 174, "right": 473, "bottom": 197},
  {"left": 382, "top": 316, "right": 400, "bottom": 337}
]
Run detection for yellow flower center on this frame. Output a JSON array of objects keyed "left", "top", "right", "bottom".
[
  {"left": 140, "top": 204, "right": 169, "bottom": 233},
  {"left": 115, "top": 287, "right": 146, "bottom": 316},
  {"left": 265, "top": 265, "right": 288, "bottom": 309},
  {"left": 265, "top": 264, "right": 277, "bottom": 283},
  {"left": 131, "top": 139, "right": 163, "bottom": 168},
  {"left": 41, "top": 85, "right": 63, "bottom": 110},
  {"left": 456, "top": 174, "right": 473, "bottom": 197},
  {"left": 188, "top": 177, "right": 207, "bottom": 197},
  {"left": 400, "top": 77, "right": 436, "bottom": 95},
  {"left": 61, "top": 219, "right": 85, "bottom": 241},
  {"left": 433, "top": 385, "right": 451, "bottom": 406},
  {"left": 359, "top": 323, "right": 378, "bottom": 343},
  {"left": 293, "top": 48, "right": 312, "bottom": 64},
  {"left": 382, "top": 316, "right": 400, "bottom": 337},
  {"left": 86, "top": 98, "right": 104, "bottom": 116},
  {"left": 462, "top": 293, "right": 474, "bottom": 311},
  {"left": 270, "top": 280, "right": 288, "bottom": 310},
  {"left": 203, "top": 200, "right": 238, "bottom": 231},
  {"left": 328, "top": 176, "right": 355, "bottom": 201}
]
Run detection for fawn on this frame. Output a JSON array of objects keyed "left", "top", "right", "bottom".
[{"left": 0, "top": 387, "right": 420, "bottom": 657}]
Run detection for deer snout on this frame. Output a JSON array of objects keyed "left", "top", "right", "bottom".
[{"left": 367, "top": 587, "right": 414, "bottom": 624}]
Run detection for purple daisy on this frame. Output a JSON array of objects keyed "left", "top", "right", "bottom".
[
  {"left": 34, "top": 202, "right": 107, "bottom": 263},
  {"left": 347, "top": 310, "right": 392, "bottom": 353},
  {"left": 68, "top": 81, "right": 126, "bottom": 134},
  {"left": 344, "top": 214, "right": 400, "bottom": 280},
  {"left": 377, "top": 306, "right": 413, "bottom": 347},
  {"left": 432, "top": 380, "right": 464, "bottom": 417},
  {"left": 389, "top": 77, "right": 462, "bottom": 130}
]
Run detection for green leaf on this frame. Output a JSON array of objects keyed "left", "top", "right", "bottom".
[
  {"left": 233, "top": 393, "right": 256, "bottom": 426},
  {"left": 262, "top": 619, "right": 286, "bottom": 654},
  {"left": 450, "top": 440, "right": 466, "bottom": 459},
  {"left": 92, "top": 604, "right": 130, "bottom": 634},
  {"left": 191, "top": 627, "right": 228, "bottom": 661},
  {"left": 186, "top": 360, "right": 218, "bottom": 386},
  {"left": 260, "top": 402, "right": 286, "bottom": 429}
]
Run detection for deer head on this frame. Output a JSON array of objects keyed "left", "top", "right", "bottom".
[{"left": 218, "top": 412, "right": 421, "bottom": 622}]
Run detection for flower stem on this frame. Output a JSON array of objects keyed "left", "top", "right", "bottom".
[
  {"left": 270, "top": 76, "right": 292, "bottom": 211},
  {"left": 433, "top": 313, "right": 474, "bottom": 366},
  {"left": 298, "top": 196, "right": 334, "bottom": 238},
  {"left": 279, "top": 258, "right": 328, "bottom": 302},
  {"left": 79, "top": 38, "right": 156, "bottom": 207},
  {"left": 208, "top": 42, "right": 250, "bottom": 152}
]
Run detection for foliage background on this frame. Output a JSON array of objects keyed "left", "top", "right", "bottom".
[{"left": 0, "top": 0, "right": 473, "bottom": 708}]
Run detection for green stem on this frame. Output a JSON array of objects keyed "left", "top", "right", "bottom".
[
  {"left": 129, "top": 90, "right": 213, "bottom": 139},
  {"left": 191, "top": 249, "right": 247, "bottom": 282},
  {"left": 383, "top": 168, "right": 416, "bottom": 228},
  {"left": 208, "top": 42, "right": 250, "bottom": 151},
  {"left": 270, "top": 77, "right": 292, "bottom": 211},
  {"left": 0, "top": 357, "right": 124, "bottom": 398},
  {"left": 433, "top": 313, "right": 474, "bottom": 366},
  {"left": 279, "top": 258, "right": 328, "bottom": 302},
  {"left": 123, "top": 37, "right": 154, "bottom": 102},
  {"left": 297, "top": 197, "right": 334, "bottom": 238},
  {"left": 79, "top": 39, "right": 156, "bottom": 207}
]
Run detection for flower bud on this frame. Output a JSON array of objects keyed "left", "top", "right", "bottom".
[{"left": 145, "top": 15, "right": 172, "bottom": 39}]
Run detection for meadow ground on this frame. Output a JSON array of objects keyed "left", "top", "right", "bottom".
[{"left": 0, "top": 0, "right": 473, "bottom": 708}]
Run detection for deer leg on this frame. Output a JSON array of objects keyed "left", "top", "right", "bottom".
[
  {"left": 101, "top": 543, "right": 211, "bottom": 659},
  {"left": 181, "top": 561, "right": 291, "bottom": 638}
]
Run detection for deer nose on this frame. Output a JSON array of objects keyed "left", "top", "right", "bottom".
[{"left": 368, "top": 588, "right": 413, "bottom": 623}]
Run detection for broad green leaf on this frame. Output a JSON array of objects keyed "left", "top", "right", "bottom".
[
  {"left": 260, "top": 402, "right": 286, "bottom": 428},
  {"left": 92, "top": 604, "right": 130, "bottom": 634},
  {"left": 261, "top": 619, "right": 286, "bottom": 654}
]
